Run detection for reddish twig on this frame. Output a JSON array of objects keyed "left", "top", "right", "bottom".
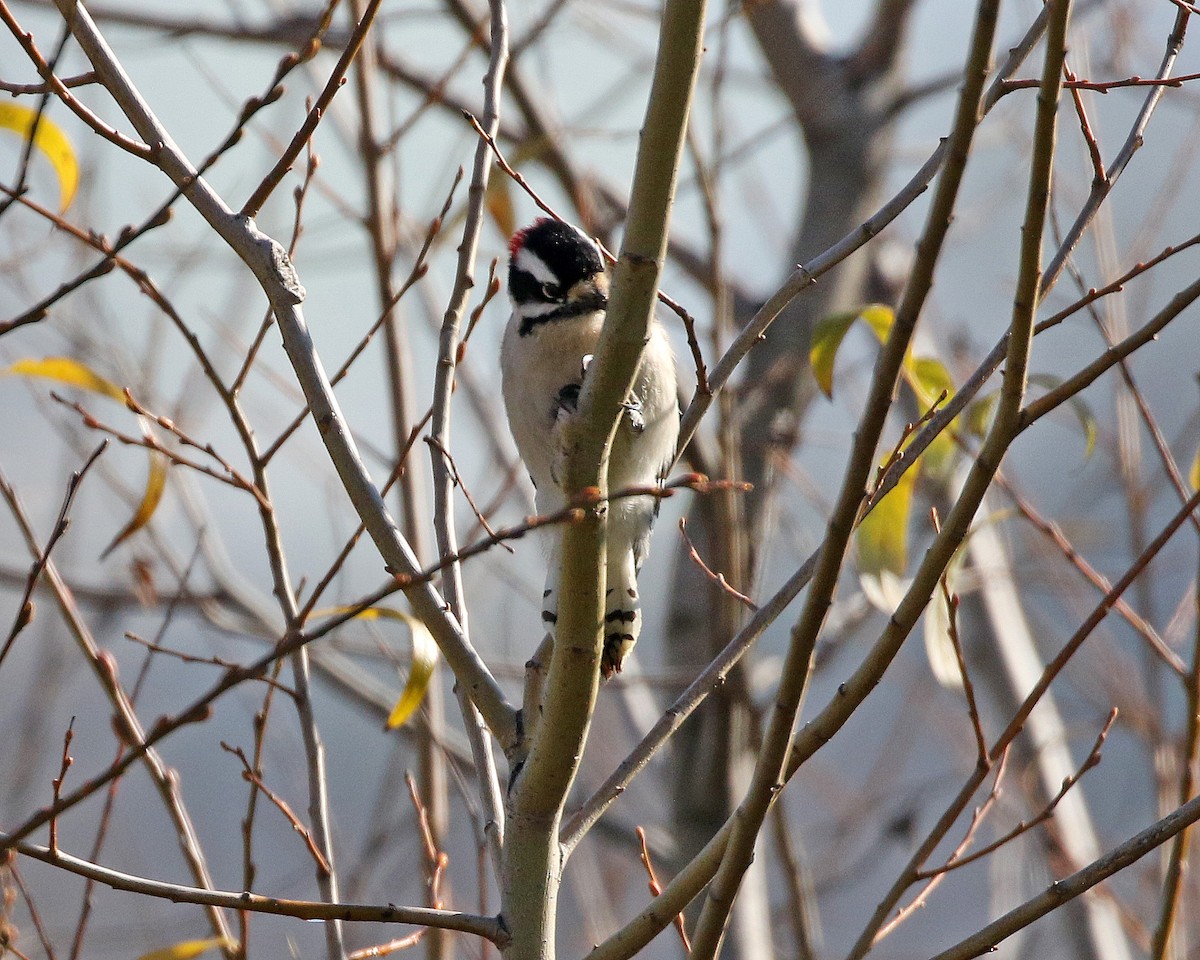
[
  {"left": 931, "top": 507, "right": 986, "bottom": 761},
  {"left": 241, "top": 0, "right": 386, "bottom": 217},
  {"left": 1063, "top": 63, "right": 1105, "bottom": 185},
  {"left": 678, "top": 517, "right": 757, "bottom": 611},
  {"left": 48, "top": 719, "right": 75, "bottom": 855},
  {"left": 999, "top": 70, "right": 1200, "bottom": 94},
  {"left": 345, "top": 774, "right": 452, "bottom": 959},
  {"left": 636, "top": 827, "right": 690, "bottom": 952},
  {"left": 221, "top": 743, "right": 331, "bottom": 875},
  {"left": 917, "top": 710, "right": 1118, "bottom": 880},
  {"left": 874, "top": 750, "right": 1011, "bottom": 944}
]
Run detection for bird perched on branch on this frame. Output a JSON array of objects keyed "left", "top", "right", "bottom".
[{"left": 501, "top": 218, "right": 678, "bottom": 677}]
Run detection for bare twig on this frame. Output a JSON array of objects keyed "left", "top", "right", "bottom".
[
  {"left": 48, "top": 719, "right": 75, "bottom": 855},
  {"left": 678, "top": 517, "right": 757, "bottom": 611},
  {"left": 4, "top": 834, "right": 506, "bottom": 942},
  {"left": 0, "top": 443, "right": 105, "bottom": 669},
  {"left": 221, "top": 743, "right": 331, "bottom": 875},
  {"left": 240, "top": 0, "right": 386, "bottom": 217},
  {"left": 636, "top": 827, "right": 690, "bottom": 951}
]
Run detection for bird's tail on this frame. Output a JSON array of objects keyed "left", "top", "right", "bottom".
[
  {"left": 602, "top": 547, "right": 640, "bottom": 678},
  {"left": 540, "top": 538, "right": 642, "bottom": 679}
]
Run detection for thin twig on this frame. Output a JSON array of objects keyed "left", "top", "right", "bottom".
[
  {"left": 636, "top": 827, "right": 690, "bottom": 951},
  {"left": 4, "top": 834, "right": 506, "bottom": 942},
  {"left": 240, "top": 0, "right": 386, "bottom": 217},
  {"left": 678, "top": 517, "right": 756, "bottom": 611},
  {"left": 221, "top": 743, "right": 331, "bottom": 875},
  {"left": 0, "top": 442, "right": 105, "bottom": 669}
]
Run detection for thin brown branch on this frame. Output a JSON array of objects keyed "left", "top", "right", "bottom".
[
  {"left": 240, "top": 0, "right": 386, "bottom": 217},
  {"left": 221, "top": 743, "right": 331, "bottom": 875},
  {"left": 0, "top": 70, "right": 97, "bottom": 94},
  {"left": 678, "top": 517, "right": 756, "bottom": 611},
  {"left": 917, "top": 711, "right": 1117, "bottom": 880},
  {"left": 4, "top": 835, "right": 506, "bottom": 942},
  {"left": 0, "top": 443, "right": 105, "bottom": 669},
  {"left": 870, "top": 751, "right": 1010, "bottom": 947},
  {"left": 0, "top": 2, "right": 151, "bottom": 156},
  {"left": 48, "top": 718, "right": 75, "bottom": 855},
  {"left": 926, "top": 790, "right": 1200, "bottom": 960},
  {"left": 998, "top": 69, "right": 1200, "bottom": 95},
  {"left": 426, "top": 436, "right": 512, "bottom": 554},
  {"left": 636, "top": 827, "right": 690, "bottom": 952}
]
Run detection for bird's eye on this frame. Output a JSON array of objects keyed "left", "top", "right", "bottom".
[{"left": 541, "top": 282, "right": 562, "bottom": 301}]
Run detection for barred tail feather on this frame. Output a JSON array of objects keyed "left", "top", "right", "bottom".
[
  {"left": 540, "top": 534, "right": 644, "bottom": 679},
  {"left": 602, "top": 548, "right": 641, "bottom": 678}
]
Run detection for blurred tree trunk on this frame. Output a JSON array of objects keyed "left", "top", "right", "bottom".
[{"left": 665, "top": 2, "right": 915, "bottom": 955}]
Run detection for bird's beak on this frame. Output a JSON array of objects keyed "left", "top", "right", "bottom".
[{"left": 567, "top": 273, "right": 609, "bottom": 311}]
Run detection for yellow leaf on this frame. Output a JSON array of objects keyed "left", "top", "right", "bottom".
[
  {"left": 858, "top": 303, "right": 895, "bottom": 343},
  {"left": 5, "top": 357, "right": 168, "bottom": 554},
  {"left": 386, "top": 617, "right": 437, "bottom": 728},
  {"left": 1190, "top": 447, "right": 1200, "bottom": 492},
  {"left": 857, "top": 460, "right": 917, "bottom": 577},
  {"left": 137, "top": 937, "right": 236, "bottom": 960},
  {"left": 0, "top": 102, "right": 79, "bottom": 210},
  {"left": 907, "top": 357, "right": 958, "bottom": 479},
  {"left": 99, "top": 450, "right": 167, "bottom": 559},
  {"left": 314, "top": 607, "right": 438, "bottom": 728},
  {"left": 5, "top": 356, "right": 124, "bottom": 400}
]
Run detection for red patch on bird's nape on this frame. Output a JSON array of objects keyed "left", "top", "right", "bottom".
[{"left": 508, "top": 218, "right": 554, "bottom": 258}]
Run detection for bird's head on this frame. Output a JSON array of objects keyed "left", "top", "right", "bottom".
[{"left": 508, "top": 219, "right": 609, "bottom": 330}]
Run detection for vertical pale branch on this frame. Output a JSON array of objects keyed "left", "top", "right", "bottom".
[
  {"left": 429, "top": 0, "right": 509, "bottom": 884},
  {"left": 250, "top": 463, "right": 345, "bottom": 960},
  {"left": 500, "top": 0, "right": 708, "bottom": 957},
  {"left": 687, "top": 0, "right": 1006, "bottom": 953},
  {"left": 517, "top": 0, "right": 708, "bottom": 810}
]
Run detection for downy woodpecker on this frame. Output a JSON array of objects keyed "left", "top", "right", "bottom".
[{"left": 501, "top": 219, "right": 678, "bottom": 676}]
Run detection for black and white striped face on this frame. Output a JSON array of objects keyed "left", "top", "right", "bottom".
[{"left": 508, "top": 219, "right": 608, "bottom": 335}]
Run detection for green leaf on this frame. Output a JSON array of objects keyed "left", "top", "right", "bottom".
[
  {"left": 809, "top": 304, "right": 896, "bottom": 399},
  {"left": 910, "top": 356, "right": 954, "bottom": 410}
]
